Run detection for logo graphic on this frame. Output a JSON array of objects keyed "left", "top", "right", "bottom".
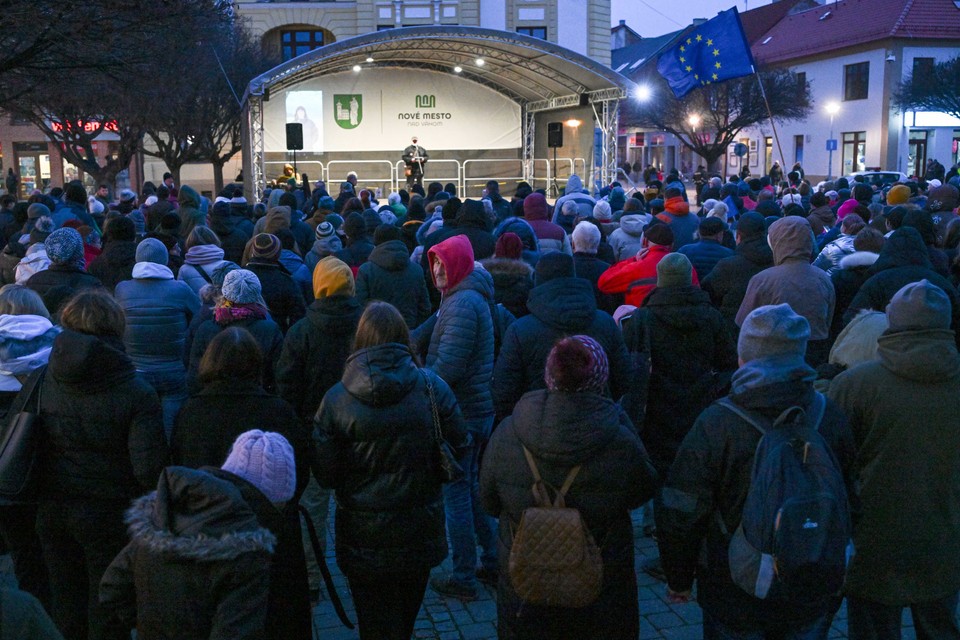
[
  {"left": 334, "top": 94, "right": 362, "bottom": 129},
  {"left": 415, "top": 94, "right": 436, "bottom": 108}
]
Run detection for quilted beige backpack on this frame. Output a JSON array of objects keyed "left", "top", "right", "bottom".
[{"left": 508, "top": 446, "right": 603, "bottom": 608}]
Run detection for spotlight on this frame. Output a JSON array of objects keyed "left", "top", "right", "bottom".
[
  {"left": 635, "top": 85, "right": 652, "bottom": 101},
  {"left": 352, "top": 65, "right": 362, "bottom": 72},
  {"left": 365, "top": 57, "right": 374, "bottom": 63},
  {"left": 454, "top": 66, "right": 463, "bottom": 73},
  {"left": 475, "top": 58, "right": 485, "bottom": 66}
]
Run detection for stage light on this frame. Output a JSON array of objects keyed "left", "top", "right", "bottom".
[
  {"left": 365, "top": 57, "right": 374, "bottom": 63},
  {"left": 635, "top": 85, "right": 652, "bottom": 102},
  {"left": 352, "top": 65, "right": 362, "bottom": 72},
  {"left": 475, "top": 58, "right": 485, "bottom": 66},
  {"left": 564, "top": 118, "right": 582, "bottom": 128},
  {"left": 454, "top": 66, "right": 463, "bottom": 73}
]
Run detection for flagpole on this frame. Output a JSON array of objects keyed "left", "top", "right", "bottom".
[{"left": 752, "top": 66, "right": 787, "bottom": 179}]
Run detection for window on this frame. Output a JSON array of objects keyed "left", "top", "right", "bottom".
[
  {"left": 280, "top": 29, "right": 324, "bottom": 61},
  {"left": 842, "top": 131, "right": 866, "bottom": 174},
  {"left": 843, "top": 62, "right": 869, "bottom": 101},
  {"left": 913, "top": 57, "right": 935, "bottom": 78},
  {"left": 794, "top": 134, "right": 804, "bottom": 165},
  {"left": 516, "top": 26, "right": 547, "bottom": 40},
  {"left": 764, "top": 137, "right": 773, "bottom": 174},
  {"left": 796, "top": 71, "right": 806, "bottom": 90},
  {"left": 377, "top": 25, "right": 394, "bottom": 31}
]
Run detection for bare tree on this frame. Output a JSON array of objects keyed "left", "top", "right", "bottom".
[
  {"left": 6, "top": 0, "right": 236, "bottom": 188},
  {"left": 895, "top": 56, "right": 960, "bottom": 121},
  {"left": 143, "top": 24, "right": 272, "bottom": 193},
  {"left": 625, "top": 69, "right": 812, "bottom": 171}
]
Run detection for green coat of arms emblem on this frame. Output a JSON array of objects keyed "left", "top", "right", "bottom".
[{"left": 334, "top": 94, "right": 362, "bottom": 129}]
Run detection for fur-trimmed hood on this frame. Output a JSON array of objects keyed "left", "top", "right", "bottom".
[
  {"left": 839, "top": 250, "right": 880, "bottom": 270},
  {"left": 125, "top": 466, "right": 275, "bottom": 562},
  {"left": 480, "top": 256, "right": 534, "bottom": 279}
]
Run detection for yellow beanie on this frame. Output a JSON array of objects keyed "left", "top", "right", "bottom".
[
  {"left": 313, "top": 256, "right": 355, "bottom": 299},
  {"left": 887, "top": 184, "right": 910, "bottom": 205}
]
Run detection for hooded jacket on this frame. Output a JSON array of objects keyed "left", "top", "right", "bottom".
[
  {"left": 844, "top": 227, "right": 960, "bottom": 345},
  {"left": 115, "top": 264, "right": 200, "bottom": 373},
  {"left": 523, "top": 193, "right": 570, "bottom": 256},
  {"left": 608, "top": 213, "right": 651, "bottom": 263},
  {"left": 356, "top": 240, "right": 430, "bottom": 328},
  {"left": 492, "top": 277, "right": 633, "bottom": 419},
  {"left": 14, "top": 244, "right": 50, "bottom": 285},
  {"left": 245, "top": 260, "right": 306, "bottom": 334},
  {"left": 209, "top": 204, "right": 253, "bottom": 265},
  {"left": 829, "top": 329, "right": 960, "bottom": 604},
  {"left": 99, "top": 466, "right": 274, "bottom": 639},
  {"left": 658, "top": 358, "right": 855, "bottom": 628},
  {"left": 313, "top": 345, "right": 468, "bottom": 576},
  {"left": 736, "top": 217, "right": 835, "bottom": 341},
  {"left": 419, "top": 236, "right": 494, "bottom": 426},
  {"left": 658, "top": 198, "right": 699, "bottom": 248},
  {"left": 452, "top": 200, "right": 496, "bottom": 260},
  {"left": 276, "top": 294, "right": 362, "bottom": 426},
  {"left": 551, "top": 175, "right": 595, "bottom": 232},
  {"left": 701, "top": 236, "right": 773, "bottom": 337},
  {"left": 0, "top": 314, "right": 59, "bottom": 394},
  {"left": 830, "top": 251, "right": 880, "bottom": 340},
  {"left": 480, "top": 389, "right": 657, "bottom": 639},
  {"left": 492, "top": 217, "right": 540, "bottom": 267},
  {"left": 623, "top": 286, "right": 737, "bottom": 475},
  {"left": 38, "top": 330, "right": 168, "bottom": 503},
  {"left": 177, "top": 186, "right": 205, "bottom": 241},
  {"left": 479, "top": 257, "right": 534, "bottom": 320},
  {"left": 813, "top": 234, "right": 857, "bottom": 275}
]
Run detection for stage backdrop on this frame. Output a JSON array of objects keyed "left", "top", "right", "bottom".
[{"left": 263, "top": 69, "right": 521, "bottom": 153}]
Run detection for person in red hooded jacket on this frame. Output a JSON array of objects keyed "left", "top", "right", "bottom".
[
  {"left": 657, "top": 186, "right": 700, "bottom": 249},
  {"left": 413, "top": 234, "right": 498, "bottom": 601},
  {"left": 598, "top": 221, "right": 699, "bottom": 307}
]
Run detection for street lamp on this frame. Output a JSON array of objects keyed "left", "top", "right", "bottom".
[
  {"left": 825, "top": 102, "right": 840, "bottom": 180},
  {"left": 688, "top": 114, "right": 701, "bottom": 131},
  {"left": 635, "top": 85, "right": 652, "bottom": 102}
]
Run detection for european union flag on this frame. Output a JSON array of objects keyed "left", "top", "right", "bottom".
[{"left": 657, "top": 7, "right": 756, "bottom": 99}]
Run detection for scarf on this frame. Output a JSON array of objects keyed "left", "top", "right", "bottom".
[{"left": 214, "top": 300, "right": 269, "bottom": 326}]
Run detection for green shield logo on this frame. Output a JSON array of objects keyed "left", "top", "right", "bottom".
[{"left": 333, "top": 94, "right": 362, "bottom": 129}]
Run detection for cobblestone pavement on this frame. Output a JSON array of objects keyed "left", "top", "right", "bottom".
[{"left": 312, "top": 511, "right": 921, "bottom": 640}]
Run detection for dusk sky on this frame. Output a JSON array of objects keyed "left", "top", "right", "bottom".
[{"left": 610, "top": 0, "right": 775, "bottom": 37}]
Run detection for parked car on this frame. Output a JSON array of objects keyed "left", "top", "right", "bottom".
[{"left": 845, "top": 171, "right": 909, "bottom": 188}]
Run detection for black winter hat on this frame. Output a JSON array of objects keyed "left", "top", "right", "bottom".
[
  {"left": 535, "top": 252, "right": 575, "bottom": 285},
  {"left": 737, "top": 212, "right": 766, "bottom": 239},
  {"left": 343, "top": 212, "right": 366, "bottom": 239}
]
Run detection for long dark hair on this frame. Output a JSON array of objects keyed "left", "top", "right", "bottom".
[
  {"left": 353, "top": 301, "right": 419, "bottom": 365},
  {"left": 198, "top": 327, "right": 263, "bottom": 386}
]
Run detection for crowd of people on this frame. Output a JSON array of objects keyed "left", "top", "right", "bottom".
[{"left": 0, "top": 160, "right": 958, "bottom": 640}]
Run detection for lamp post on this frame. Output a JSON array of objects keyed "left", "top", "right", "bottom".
[{"left": 826, "top": 102, "right": 840, "bottom": 180}]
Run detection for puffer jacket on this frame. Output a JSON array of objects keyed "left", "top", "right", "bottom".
[
  {"left": 278, "top": 249, "right": 313, "bottom": 304},
  {"left": 658, "top": 360, "right": 855, "bottom": 629},
  {"left": 305, "top": 236, "right": 342, "bottom": 274},
  {"left": 420, "top": 268, "right": 495, "bottom": 427},
  {"left": 356, "top": 240, "right": 431, "bottom": 328},
  {"left": 313, "top": 344, "right": 468, "bottom": 577},
  {"left": 813, "top": 234, "right": 856, "bottom": 275},
  {"left": 115, "top": 263, "right": 200, "bottom": 373},
  {"left": 492, "top": 276, "right": 633, "bottom": 419},
  {"left": 88, "top": 240, "right": 138, "bottom": 293},
  {"left": 659, "top": 199, "right": 700, "bottom": 248},
  {"left": 245, "top": 260, "right": 306, "bottom": 334},
  {"left": 622, "top": 286, "right": 737, "bottom": 475},
  {"left": 37, "top": 330, "right": 167, "bottom": 504},
  {"left": 453, "top": 202, "right": 496, "bottom": 260},
  {"left": 551, "top": 174, "right": 596, "bottom": 232},
  {"left": 492, "top": 217, "right": 540, "bottom": 268},
  {"left": 844, "top": 227, "right": 960, "bottom": 345},
  {"left": 830, "top": 251, "right": 879, "bottom": 341},
  {"left": 608, "top": 214, "right": 650, "bottom": 263},
  {"left": 99, "top": 467, "right": 273, "bottom": 639},
  {"left": 480, "top": 389, "right": 657, "bottom": 640},
  {"left": 25, "top": 264, "right": 102, "bottom": 316},
  {"left": 0, "top": 314, "right": 59, "bottom": 399},
  {"left": 677, "top": 238, "right": 734, "bottom": 280},
  {"left": 275, "top": 295, "right": 362, "bottom": 425},
  {"left": 701, "top": 237, "right": 774, "bottom": 337},
  {"left": 598, "top": 244, "right": 699, "bottom": 308},
  {"left": 736, "top": 217, "right": 835, "bottom": 341}
]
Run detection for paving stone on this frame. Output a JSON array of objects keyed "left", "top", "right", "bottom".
[
  {"left": 641, "top": 596, "right": 672, "bottom": 614},
  {"left": 670, "top": 602, "right": 703, "bottom": 624},
  {"left": 662, "top": 623, "right": 704, "bottom": 640},
  {"left": 647, "top": 611, "right": 686, "bottom": 630},
  {"left": 639, "top": 617, "right": 662, "bottom": 639},
  {"left": 466, "top": 598, "right": 498, "bottom": 622},
  {"left": 459, "top": 621, "right": 497, "bottom": 639}
]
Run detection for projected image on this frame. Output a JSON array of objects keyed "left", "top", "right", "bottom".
[{"left": 286, "top": 90, "right": 323, "bottom": 151}]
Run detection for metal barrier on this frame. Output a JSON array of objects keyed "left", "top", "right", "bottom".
[
  {"left": 393, "top": 160, "right": 463, "bottom": 195},
  {"left": 573, "top": 157, "right": 588, "bottom": 177},
  {"left": 325, "top": 160, "right": 395, "bottom": 195},
  {"left": 462, "top": 159, "right": 524, "bottom": 198}
]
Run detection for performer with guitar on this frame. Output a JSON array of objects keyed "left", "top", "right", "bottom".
[{"left": 402, "top": 136, "right": 428, "bottom": 189}]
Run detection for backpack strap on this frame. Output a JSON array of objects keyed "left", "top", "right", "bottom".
[
  {"left": 522, "top": 445, "right": 581, "bottom": 509},
  {"left": 715, "top": 397, "right": 767, "bottom": 435},
  {"left": 195, "top": 265, "right": 214, "bottom": 285}
]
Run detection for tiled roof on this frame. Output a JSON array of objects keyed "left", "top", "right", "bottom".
[
  {"left": 739, "top": 0, "right": 818, "bottom": 44},
  {"left": 753, "top": 0, "right": 960, "bottom": 65}
]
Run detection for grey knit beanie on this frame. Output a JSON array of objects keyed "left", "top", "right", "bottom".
[
  {"left": 738, "top": 303, "right": 810, "bottom": 363},
  {"left": 135, "top": 238, "right": 169, "bottom": 265},
  {"left": 656, "top": 253, "right": 693, "bottom": 288}
]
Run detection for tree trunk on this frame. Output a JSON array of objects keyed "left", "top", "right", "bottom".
[
  {"left": 212, "top": 161, "right": 225, "bottom": 196},
  {"left": 171, "top": 165, "right": 183, "bottom": 189}
]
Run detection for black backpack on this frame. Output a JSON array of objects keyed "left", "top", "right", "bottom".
[{"left": 716, "top": 393, "right": 851, "bottom": 603}]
